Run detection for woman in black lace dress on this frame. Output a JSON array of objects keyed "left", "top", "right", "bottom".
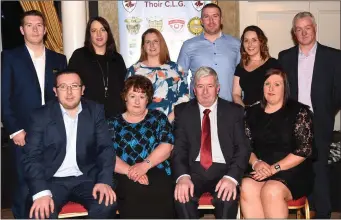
[{"left": 240, "top": 69, "right": 314, "bottom": 218}]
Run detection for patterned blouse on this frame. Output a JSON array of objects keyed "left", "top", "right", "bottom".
[
  {"left": 108, "top": 109, "right": 174, "bottom": 175},
  {"left": 126, "top": 61, "right": 190, "bottom": 115}
]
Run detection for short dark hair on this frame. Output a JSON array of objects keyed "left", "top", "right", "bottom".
[
  {"left": 20, "top": 10, "right": 46, "bottom": 26},
  {"left": 201, "top": 3, "right": 222, "bottom": 18},
  {"left": 54, "top": 69, "right": 84, "bottom": 86},
  {"left": 240, "top": 25, "right": 271, "bottom": 67},
  {"left": 261, "top": 68, "right": 290, "bottom": 108},
  {"left": 121, "top": 75, "right": 154, "bottom": 105},
  {"left": 84, "top": 16, "right": 117, "bottom": 54}
]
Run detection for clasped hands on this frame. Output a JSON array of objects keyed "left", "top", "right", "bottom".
[
  {"left": 126, "top": 162, "right": 150, "bottom": 185},
  {"left": 174, "top": 176, "right": 237, "bottom": 204},
  {"left": 251, "top": 161, "right": 279, "bottom": 181},
  {"left": 29, "top": 183, "right": 115, "bottom": 219}
]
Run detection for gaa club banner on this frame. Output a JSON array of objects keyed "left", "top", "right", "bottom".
[{"left": 118, "top": 0, "right": 214, "bottom": 67}]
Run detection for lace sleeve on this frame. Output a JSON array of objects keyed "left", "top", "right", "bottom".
[{"left": 293, "top": 107, "right": 313, "bottom": 157}]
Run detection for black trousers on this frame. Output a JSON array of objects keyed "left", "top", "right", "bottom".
[
  {"left": 28, "top": 175, "right": 117, "bottom": 219},
  {"left": 175, "top": 162, "right": 239, "bottom": 219},
  {"left": 311, "top": 142, "right": 331, "bottom": 218}
]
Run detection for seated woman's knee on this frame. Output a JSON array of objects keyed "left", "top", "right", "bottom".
[
  {"left": 260, "top": 181, "right": 287, "bottom": 200},
  {"left": 240, "top": 178, "right": 259, "bottom": 201}
]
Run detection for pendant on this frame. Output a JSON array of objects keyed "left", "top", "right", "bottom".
[{"left": 105, "top": 87, "right": 108, "bottom": 97}]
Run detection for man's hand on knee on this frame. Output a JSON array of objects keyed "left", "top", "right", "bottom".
[
  {"left": 30, "top": 195, "right": 54, "bottom": 219},
  {"left": 174, "top": 176, "right": 194, "bottom": 204},
  {"left": 215, "top": 178, "right": 237, "bottom": 201},
  {"left": 92, "top": 183, "right": 116, "bottom": 207}
]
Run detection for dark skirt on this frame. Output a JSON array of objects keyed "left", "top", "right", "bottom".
[
  {"left": 115, "top": 167, "right": 175, "bottom": 219},
  {"left": 244, "top": 159, "right": 314, "bottom": 200}
]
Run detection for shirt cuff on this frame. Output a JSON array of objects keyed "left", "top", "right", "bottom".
[
  {"left": 32, "top": 190, "right": 53, "bottom": 201},
  {"left": 10, "top": 129, "right": 24, "bottom": 139},
  {"left": 176, "top": 174, "right": 191, "bottom": 183},
  {"left": 223, "top": 175, "right": 239, "bottom": 185}
]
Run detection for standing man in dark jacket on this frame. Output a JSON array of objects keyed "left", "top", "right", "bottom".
[
  {"left": 1, "top": 10, "right": 67, "bottom": 218},
  {"left": 278, "top": 11, "right": 341, "bottom": 218}
]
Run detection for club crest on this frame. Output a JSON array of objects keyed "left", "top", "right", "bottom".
[{"left": 123, "top": 1, "right": 137, "bottom": 13}]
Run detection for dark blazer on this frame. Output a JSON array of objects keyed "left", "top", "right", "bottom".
[
  {"left": 1, "top": 45, "right": 67, "bottom": 134},
  {"left": 68, "top": 47, "right": 127, "bottom": 118},
  {"left": 278, "top": 43, "right": 341, "bottom": 157},
  {"left": 172, "top": 98, "right": 251, "bottom": 183},
  {"left": 22, "top": 98, "right": 115, "bottom": 196}
]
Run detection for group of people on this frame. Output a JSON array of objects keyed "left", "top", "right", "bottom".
[{"left": 1, "top": 3, "right": 340, "bottom": 219}]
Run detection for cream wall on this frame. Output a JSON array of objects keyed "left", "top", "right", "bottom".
[
  {"left": 98, "top": 1, "right": 240, "bottom": 53},
  {"left": 98, "top": 1, "right": 120, "bottom": 52}
]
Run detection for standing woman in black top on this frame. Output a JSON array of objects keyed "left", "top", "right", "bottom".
[
  {"left": 68, "top": 17, "right": 126, "bottom": 118},
  {"left": 232, "top": 25, "right": 281, "bottom": 107}
]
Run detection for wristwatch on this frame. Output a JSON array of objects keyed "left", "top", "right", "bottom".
[{"left": 274, "top": 164, "right": 281, "bottom": 172}]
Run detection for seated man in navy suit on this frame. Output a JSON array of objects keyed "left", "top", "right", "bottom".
[{"left": 22, "top": 70, "right": 117, "bottom": 219}]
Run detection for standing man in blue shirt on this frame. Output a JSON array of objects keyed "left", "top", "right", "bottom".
[{"left": 177, "top": 3, "right": 240, "bottom": 101}]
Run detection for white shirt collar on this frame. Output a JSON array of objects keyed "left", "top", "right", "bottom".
[
  {"left": 60, "top": 102, "right": 83, "bottom": 117},
  {"left": 299, "top": 41, "right": 317, "bottom": 57},
  {"left": 26, "top": 44, "right": 45, "bottom": 59},
  {"left": 198, "top": 98, "right": 218, "bottom": 113}
]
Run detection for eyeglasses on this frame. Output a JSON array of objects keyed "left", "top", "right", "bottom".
[{"left": 56, "top": 84, "right": 82, "bottom": 91}]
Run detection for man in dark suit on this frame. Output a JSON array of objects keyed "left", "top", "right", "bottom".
[
  {"left": 172, "top": 67, "right": 251, "bottom": 219},
  {"left": 1, "top": 10, "right": 67, "bottom": 218},
  {"left": 22, "top": 70, "right": 117, "bottom": 219},
  {"left": 278, "top": 12, "right": 341, "bottom": 218}
]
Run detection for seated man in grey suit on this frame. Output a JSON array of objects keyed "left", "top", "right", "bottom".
[
  {"left": 23, "top": 70, "right": 117, "bottom": 219},
  {"left": 172, "top": 67, "right": 251, "bottom": 219}
]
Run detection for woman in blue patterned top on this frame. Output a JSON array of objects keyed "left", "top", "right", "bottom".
[
  {"left": 108, "top": 75, "right": 175, "bottom": 218},
  {"left": 126, "top": 28, "right": 190, "bottom": 122}
]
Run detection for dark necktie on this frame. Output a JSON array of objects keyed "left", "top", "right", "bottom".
[{"left": 200, "top": 109, "right": 212, "bottom": 170}]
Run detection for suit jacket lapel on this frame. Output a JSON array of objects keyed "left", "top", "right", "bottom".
[
  {"left": 45, "top": 48, "right": 52, "bottom": 89},
  {"left": 216, "top": 98, "right": 225, "bottom": 148},
  {"left": 76, "top": 101, "right": 90, "bottom": 162},
  {"left": 310, "top": 42, "right": 322, "bottom": 110},
  {"left": 21, "top": 45, "right": 41, "bottom": 97},
  {"left": 292, "top": 46, "right": 299, "bottom": 100},
  {"left": 52, "top": 101, "right": 67, "bottom": 150},
  {"left": 189, "top": 100, "right": 202, "bottom": 159}
]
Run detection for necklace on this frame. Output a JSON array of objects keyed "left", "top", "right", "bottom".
[{"left": 96, "top": 60, "right": 109, "bottom": 98}]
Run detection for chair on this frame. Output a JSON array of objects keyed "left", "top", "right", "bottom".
[
  {"left": 198, "top": 192, "right": 242, "bottom": 219},
  {"left": 239, "top": 196, "right": 310, "bottom": 219},
  {"left": 287, "top": 196, "right": 310, "bottom": 219},
  {"left": 58, "top": 202, "right": 88, "bottom": 219}
]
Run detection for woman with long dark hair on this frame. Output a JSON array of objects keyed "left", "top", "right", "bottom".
[{"left": 68, "top": 17, "right": 126, "bottom": 118}]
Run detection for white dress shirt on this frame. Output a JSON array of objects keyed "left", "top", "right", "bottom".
[
  {"left": 298, "top": 42, "right": 317, "bottom": 112},
  {"left": 10, "top": 45, "right": 46, "bottom": 139},
  {"left": 33, "top": 103, "right": 83, "bottom": 201},
  {"left": 177, "top": 99, "right": 238, "bottom": 185}
]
